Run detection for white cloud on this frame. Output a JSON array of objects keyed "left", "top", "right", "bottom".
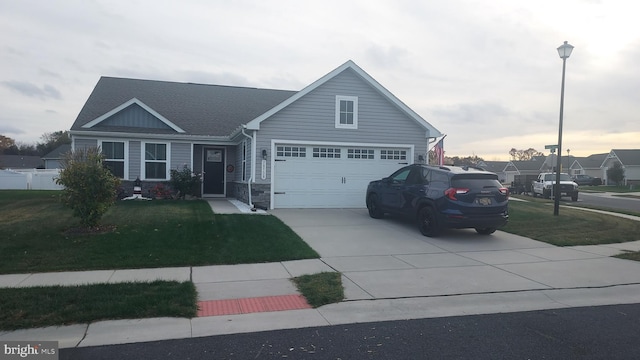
[{"left": 0, "top": 0, "right": 637, "bottom": 159}]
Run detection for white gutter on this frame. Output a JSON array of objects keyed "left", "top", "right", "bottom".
[{"left": 240, "top": 125, "right": 255, "bottom": 210}]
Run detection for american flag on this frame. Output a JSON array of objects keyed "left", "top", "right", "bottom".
[{"left": 433, "top": 138, "right": 444, "bottom": 166}]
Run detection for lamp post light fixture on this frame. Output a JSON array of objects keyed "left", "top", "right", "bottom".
[{"left": 554, "top": 41, "right": 574, "bottom": 216}]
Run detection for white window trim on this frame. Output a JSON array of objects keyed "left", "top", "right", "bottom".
[
  {"left": 335, "top": 95, "right": 358, "bottom": 129},
  {"left": 141, "top": 141, "right": 171, "bottom": 180},
  {"left": 98, "top": 139, "right": 129, "bottom": 180}
]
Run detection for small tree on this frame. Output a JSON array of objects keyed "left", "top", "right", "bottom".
[
  {"left": 169, "top": 165, "right": 202, "bottom": 199},
  {"left": 55, "top": 147, "right": 120, "bottom": 228},
  {"left": 607, "top": 161, "right": 625, "bottom": 186}
]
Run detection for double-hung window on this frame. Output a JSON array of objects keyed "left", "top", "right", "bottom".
[
  {"left": 335, "top": 95, "right": 358, "bottom": 129},
  {"left": 100, "top": 141, "right": 125, "bottom": 179},
  {"left": 144, "top": 142, "right": 168, "bottom": 179}
]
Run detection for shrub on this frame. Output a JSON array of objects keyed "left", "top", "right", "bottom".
[
  {"left": 169, "top": 165, "right": 202, "bottom": 199},
  {"left": 55, "top": 147, "right": 120, "bottom": 228},
  {"left": 607, "top": 161, "right": 625, "bottom": 186}
]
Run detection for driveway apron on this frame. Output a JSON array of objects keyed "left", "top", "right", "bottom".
[{"left": 271, "top": 208, "right": 640, "bottom": 302}]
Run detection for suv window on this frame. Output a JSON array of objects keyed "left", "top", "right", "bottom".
[
  {"left": 430, "top": 171, "right": 449, "bottom": 186},
  {"left": 452, "top": 177, "right": 502, "bottom": 189},
  {"left": 390, "top": 168, "right": 411, "bottom": 184}
]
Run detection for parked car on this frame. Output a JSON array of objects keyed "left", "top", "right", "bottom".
[
  {"left": 366, "top": 164, "right": 509, "bottom": 237},
  {"left": 572, "top": 174, "right": 602, "bottom": 186}
]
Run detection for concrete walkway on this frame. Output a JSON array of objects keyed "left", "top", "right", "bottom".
[{"left": 2, "top": 199, "right": 640, "bottom": 348}]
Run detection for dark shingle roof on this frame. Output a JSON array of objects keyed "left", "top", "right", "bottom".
[
  {"left": 478, "top": 161, "right": 508, "bottom": 173},
  {"left": 71, "top": 77, "right": 297, "bottom": 136},
  {"left": 611, "top": 149, "right": 640, "bottom": 166},
  {"left": 0, "top": 155, "right": 43, "bottom": 169},
  {"left": 575, "top": 153, "right": 607, "bottom": 169},
  {"left": 509, "top": 160, "right": 545, "bottom": 171},
  {"left": 42, "top": 144, "right": 71, "bottom": 159}
]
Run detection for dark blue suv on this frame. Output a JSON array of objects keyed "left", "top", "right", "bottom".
[{"left": 366, "top": 164, "right": 509, "bottom": 237}]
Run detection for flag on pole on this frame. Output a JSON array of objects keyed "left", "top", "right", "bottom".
[{"left": 433, "top": 138, "right": 444, "bottom": 166}]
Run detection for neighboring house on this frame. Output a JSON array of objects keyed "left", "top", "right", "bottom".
[
  {"left": 0, "top": 155, "right": 43, "bottom": 169},
  {"left": 570, "top": 153, "right": 607, "bottom": 179},
  {"left": 477, "top": 161, "right": 509, "bottom": 183},
  {"left": 69, "top": 60, "right": 442, "bottom": 209},
  {"left": 42, "top": 144, "right": 71, "bottom": 169},
  {"left": 601, "top": 149, "right": 640, "bottom": 186},
  {"left": 502, "top": 157, "right": 550, "bottom": 184}
]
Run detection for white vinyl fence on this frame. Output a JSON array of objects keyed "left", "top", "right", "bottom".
[{"left": 0, "top": 169, "right": 63, "bottom": 190}]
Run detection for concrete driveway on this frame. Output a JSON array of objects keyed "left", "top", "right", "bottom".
[{"left": 271, "top": 208, "right": 640, "bottom": 309}]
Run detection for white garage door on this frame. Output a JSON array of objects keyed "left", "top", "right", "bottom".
[{"left": 273, "top": 144, "right": 412, "bottom": 208}]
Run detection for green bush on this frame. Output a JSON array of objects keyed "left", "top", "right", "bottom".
[
  {"left": 55, "top": 147, "right": 120, "bottom": 228},
  {"left": 170, "top": 165, "right": 202, "bottom": 199}
]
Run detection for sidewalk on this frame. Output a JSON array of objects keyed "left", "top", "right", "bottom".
[{"left": 2, "top": 199, "right": 640, "bottom": 348}]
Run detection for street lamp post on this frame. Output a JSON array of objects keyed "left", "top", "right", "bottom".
[
  {"left": 554, "top": 41, "right": 574, "bottom": 216},
  {"left": 567, "top": 148, "right": 571, "bottom": 174}
]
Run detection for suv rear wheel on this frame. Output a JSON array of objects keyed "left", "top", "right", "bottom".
[{"left": 418, "top": 206, "right": 441, "bottom": 237}]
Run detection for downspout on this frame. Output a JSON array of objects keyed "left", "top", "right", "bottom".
[{"left": 241, "top": 125, "right": 256, "bottom": 211}]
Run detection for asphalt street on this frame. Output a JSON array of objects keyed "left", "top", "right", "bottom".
[
  {"left": 61, "top": 303, "right": 640, "bottom": 360},
  {"left": 578, "top": 192, "right": 640, "bottom": 212}
]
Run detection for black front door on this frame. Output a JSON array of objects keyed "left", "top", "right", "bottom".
[{"left": 203, "top": 148, "right": 225, "bottom": 195}]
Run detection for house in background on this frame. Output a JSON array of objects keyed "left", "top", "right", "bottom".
[
  {"left": 42, "top": 144, "right": 71, "bottom": 169},
  {"left": 570, "top": 153, "right": 607, "bottom": 179},
  {"left": 601, "top": 149, "right": 640, "bottom": 186},
  {"left": 69, "top": 60, "right": 442, "bottom": 209},
  {"left": 477, "top": 161, "right": 509, "bottom": 183},
  {"left": 501, "top": 156, "right": 552, "bottom": 184}
]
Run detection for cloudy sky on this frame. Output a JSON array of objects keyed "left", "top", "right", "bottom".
[{"left": 1, "top": 0, "right": 638, "bottom": 160}]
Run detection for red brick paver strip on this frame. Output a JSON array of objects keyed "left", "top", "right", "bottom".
[{"left": 197, "top": 294, "right": 312, "bottom": 317}]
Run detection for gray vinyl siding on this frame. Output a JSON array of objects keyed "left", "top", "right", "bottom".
[
  {"left": 256, "top": 69, "right": 429, "bottom": 182},
  {"left": 74, "top": 138, "right": 97, "bottom": 150},
  {"left": 171, "top": 142, "right": 191, "bottom": 171},
  {"left": 100, "top": 103, "right": 173, "bottom": 130},
  {"left": 129, "top": 141, "right": 141, "bottom": 180}
]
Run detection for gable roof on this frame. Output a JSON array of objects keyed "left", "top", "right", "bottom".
[
  {"left": 508, "top": 159, "right": 546, "bottom": 171},
  {"left": 608, "top": 149, "right": 640, "bottom": 166},
  {"left": 70, "top": 77, "right": 296, "bottom": 137},
  {"left": 42, "top": 144, "right": 72, "bottom": 160},
  {"left": 245, "top": 60, "right": 442, "bottom": 138},
  {"left": 574, "top": 153, "right": 607, "bottom": 169},
  {"left": 477, "top": 161, "right": 508, "bottom": 173}
]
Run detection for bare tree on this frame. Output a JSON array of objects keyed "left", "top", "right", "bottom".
[{"left": 509, "top": 148, "right": 544, "bottom": 161}]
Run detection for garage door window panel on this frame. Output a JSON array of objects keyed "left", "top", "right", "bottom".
[
  {"left": 276, "top": 146, "right": 306, "bottom": 158},
  {"left": 348, "top": 149, "right": 374, "bottom": 159},
  {"left": 313, "top": 147, "right": 341, "bottom": 158},
  {"left": 381, "top": 149, "right": 407, "bottom": 161}
]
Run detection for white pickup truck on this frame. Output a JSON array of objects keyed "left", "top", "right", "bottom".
[{"left": 532, "top": 172, "right": 579, "bottom": 201}]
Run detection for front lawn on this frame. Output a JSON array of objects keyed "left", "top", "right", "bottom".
[
  {"left": 0, "top": 190, "right": 318, "bottom": 274},
  {"left": 0, "top": 281, "right": 197, "bottom": 330},
  {"left": 580, "top": 185, "right": 639, "bottom": 193},
  {"left": 503, "top": 198, "right": 640, "bottom": 246}
]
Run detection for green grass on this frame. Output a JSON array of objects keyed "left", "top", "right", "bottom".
[
  {"left": 503, "top": 198, "right": 640, "bottom": 246},
  {"left": 615, "top": 251, "right": 640, "bottom": 262},
  {"left": 0, "top": 190, "right": 318, "bottom": 274},
  {"left": 0, "top": 281, "right": 197, "bottom": 330},
  {"left": 293, "top": 272, "right": 344, "bottom": 308},
  {"left": 580, "top": 185, "right": 639, "bottom": 193}
]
